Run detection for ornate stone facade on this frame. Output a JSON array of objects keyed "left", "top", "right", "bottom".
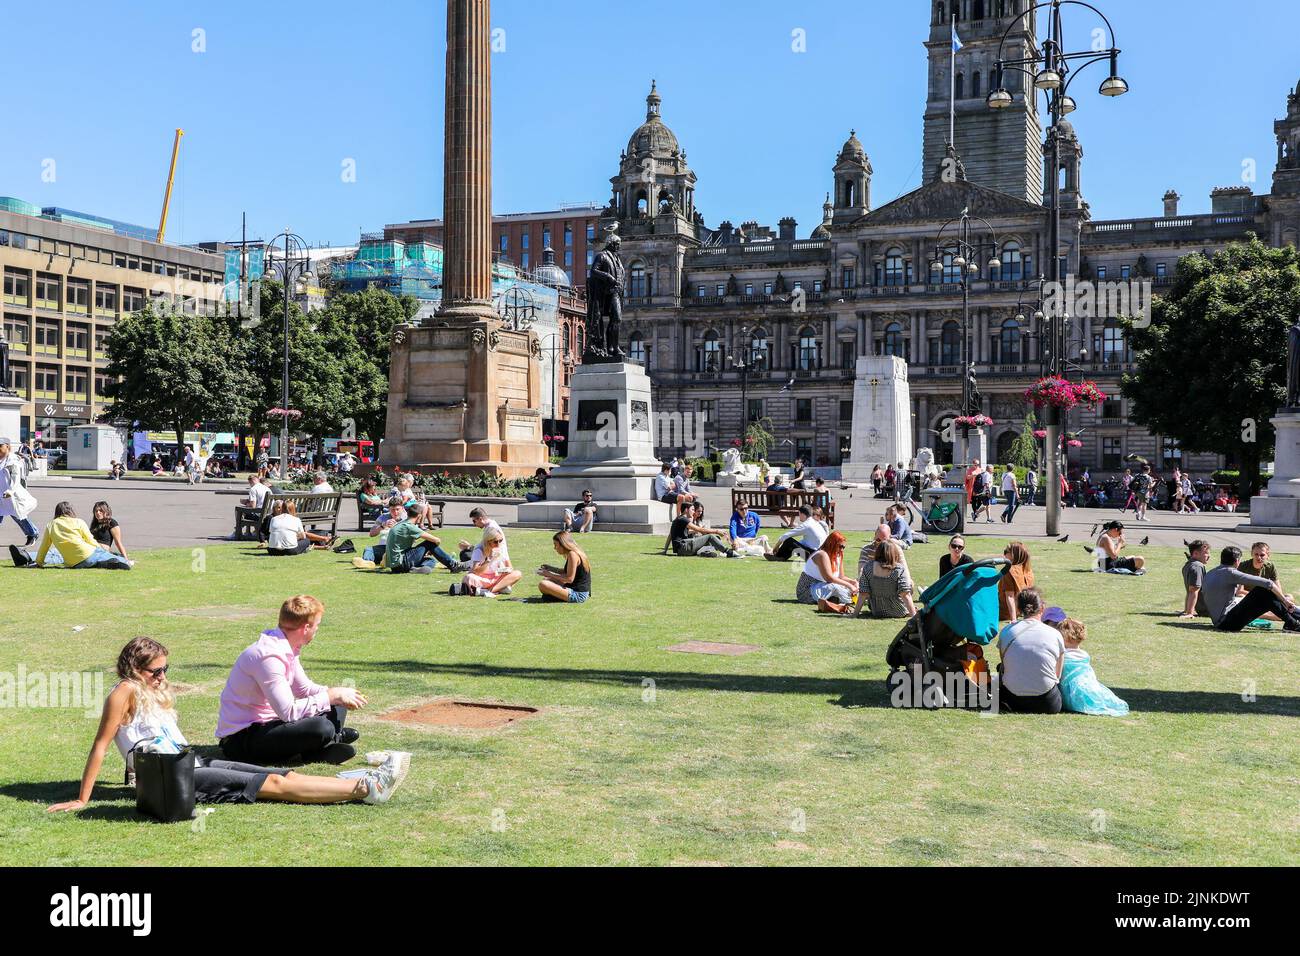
[{"left": 609, "top": 4, "right": 1300, "bottom": 477}]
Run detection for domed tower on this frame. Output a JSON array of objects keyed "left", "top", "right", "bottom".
[
  {"left": 1045, "top": 119, "right": 1085, "bottom": 213},
  {"left": 832, "top": 131, "right": 872, "bottom": 225},
  {"left": 811, "top": 193, "right": 833, "bottom": 238},
  {"left": 533, "top": 246, "right": 570, "bottom": 289},
  {"left": 609, "top": 81, "right": 697, "bottom": 239}
]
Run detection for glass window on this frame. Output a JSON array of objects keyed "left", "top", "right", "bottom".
[
  {"left": 796, "top": 398, "right": 813, "bottom": 422},
  {"left": 1156, "top": 262, "right": 1166, "bottom": 277},
  {"left": 797, "top": 326, "right": 819, "bottom": 371},
  {"left": 841, "top": 266, "right": 855, "bottom": 288},
  {"left": 499, "top": 235, "right": 508, "bottom": 252},
  {"left": 1101, "top": 318, "right": 1125, "bottom": 363},
  {"left": 1096, "top": 265, "right": 1107, "bottom": 279},
  {"left": 542, "top": 229, "right": 551, "bottom": 248},
  {"left": 65, "top": 368, "right": 89, "bottom": 397},
  {"left": 1000, "top": 242, "right": 1023, "bottom": 281},
  {"left": 813, "top": 280, "right": 823, "bottom": 294},
  {"left": 697, "top": 285, "right": 705, "bottom": 298},
  {"left": 35, "top": 364, "right": 59, "bottom": 395},
  {"left": 1120, "top": 264, "right": 1131, "bottom": 279},
  {"left": 883, "top": 322, "right": 905, "bottom": 358},
  {"left": 940, "top": 321, "right": 961, "bottom": 366},
  {"left": 4, "top": 268, "right": 31, "bottom": 303},
  {"left": 521, "top": 233, "right": 530, "bottom": 250},
  {"left": 998, "top": 319, "right": 1021, "bottom": 363},
  {"left": 65, "top": 322, "right": 89, "bottom": 352},
  {"left": 3, "top": 314, "right": 30, "bottom": 349},
  {"left": 629, "top": 263, "right": 647, "bottom": 298},
  {"left": 586, "top": 224, "right": 595, "bottom": 242},
  {"left": 564, "top": 250, "right": 573, "bottom": 267},
  {"left": 747, "top": 398, "right": 763, "bottom": 422},
  {"left": 564, "top": 225, "right": 572, "bottom": 247},
  {"left": 942, "top": 252, "right": 962, "bottom": 284},
  {"left": 95, "top": 373, "right": 113, "bottom": 398},
  {"left": 1161, "top": 437, "right": 1182, "bottom": 470},
  {"left": 94, "top": 326, "right": 110, "bottom": 354},
  {"left": 587, "top": 250, "right": 595, "bottom": 267},
  {"left": 36, "top": 273, "right": 61, "bottom": 305},
  {"left": 1102, "top": 437, "right": 1122, "bottom": 470},
  {"left": 521, "top": 252, "right": 529, "bottom": 270},
  {"left": 699, "top": 399, "right": 714, "bottom": 423},
  {"left": 699, "top": 331, "right": 721, "bottom": 372},
  {"left": 95, "top": 284, "right": 118, "bottom": 313},
  {"left": 764, "top": 281, "right": 773, "bottom": 295},
  {"left": 744, "top": 283, "right": 754, "bottom": 296},
  {"left": 749, "top": 330, "right": 768, "bottom": 370},
  {"left": 840, "top": 400, "right": 853, "bottom": 424},
  {"left": 67, "top": 280, "right": 90, "bottom": 312},
  {"left": 628, "top": 332, "right": 646, "bottom": 365},
  {"left": 10, "top": 362, "right": 30, "bottom": 396}
]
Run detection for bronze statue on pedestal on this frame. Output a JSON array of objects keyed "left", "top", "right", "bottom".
[{"left": 584, "top": 233, "right": 627, "bottom": 363}]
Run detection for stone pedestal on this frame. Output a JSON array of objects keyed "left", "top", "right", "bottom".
[
  {"left": 1246, "top": 409, "right": 1300, "bottom": 533},
  {"left": 514, "top": 363, "right": 672, "bottom": 534},
  {"left": 0, "top": 393, "right": 22, "bottom": 445},
  {"left": 841, "top": 355, "right": 913, "bottom": 484}
]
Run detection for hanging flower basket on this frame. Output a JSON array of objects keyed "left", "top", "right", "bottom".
[
  {"left": 267, "top": 407, "right": 302, "bottom": 419},
  {"left": 954, "top": 414, "right": 993, "bottom": 429},
  {"left": 1024, "top": 377, "right": 1107, "bottom": 410},
  {"left": 1066, "top": 439, "right": 1083, "bottom": 448},
  {"left": 1032, "top": 429, "right": 1047, "bottom": 440},
  {"left": 553, "top": 435, "right": 564, "bottom": 443}
]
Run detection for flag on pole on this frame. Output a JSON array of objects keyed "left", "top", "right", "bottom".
[{"left": 951, "top": 18, "right": 962, "bottom": 52}]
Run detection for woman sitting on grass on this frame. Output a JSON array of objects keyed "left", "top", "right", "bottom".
[
  {"left": 796, "top": 531, "right": 859, "bottom": 614},
  {"left": 46, "top": 637, "right": 408, "bottom": 813},
  {"left": 16, "top": 501, "right": 132, "bottom": 569},
  {"left": 537, "top": 531, "right": 592, "bottom": 603},
  {"left": 998, "top": 541, "right": 1035, "bottom": 622},
  {"left": 88, "top": 501, "right": 130, "bottom": 564},
  {"left": 450, "top": 528, "right": 521, "bottom": 597},
  {"left": 267, "top": 499, "right": 334, "bottom": 556},
  {"left": 853, "top": 539, "right": 917, "bottom": 619}
]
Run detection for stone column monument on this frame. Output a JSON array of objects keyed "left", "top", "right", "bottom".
[
  {"left": 1247, "top": 315, "right": 1300, "bottom": 532},
  {"left": 841, "top": 355, "right": 914, "bottom": 484},
  {"left": 380, "top": 0, "right": 546, "bottom": 478}
]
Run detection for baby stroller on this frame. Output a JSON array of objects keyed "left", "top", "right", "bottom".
[{"left": 885, "top": 558, "right": 1008, "bottom": 708}]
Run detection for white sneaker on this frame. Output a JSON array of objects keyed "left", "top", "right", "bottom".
[
  {"left": 499, "top": 585, "right": 512, "bottom": 594},
  {"left": 362, "top": 764, "right": 406, "bottom": 804},
  {"left": 478, "top": 589, "right": 496, "bottom": 597},
  {"left": 381, "top": 750, "right": 411, "bottom": 787},
  {"left": 411, "top": 565, "right": 435, "bottom": 574}
]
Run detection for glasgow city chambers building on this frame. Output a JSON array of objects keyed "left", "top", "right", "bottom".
[{"left": 599, "top": 0, "right": 1300, "bottom": 477}]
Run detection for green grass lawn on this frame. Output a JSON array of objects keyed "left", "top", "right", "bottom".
[{"left": 1, "top": 529, "right": 1296, "bottom": 866}]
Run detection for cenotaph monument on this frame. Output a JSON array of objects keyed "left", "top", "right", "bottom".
[{"left": 841, "top": 355, "right": 914, "bottom": 484}]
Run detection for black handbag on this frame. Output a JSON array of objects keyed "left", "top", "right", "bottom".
[{"left": 133, "top": 748, "right": 196, "bottom": 823}]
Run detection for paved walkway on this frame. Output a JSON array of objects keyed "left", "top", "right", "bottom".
[{"left": 3, "top": 475, "right": 1291, "bottom": 554}]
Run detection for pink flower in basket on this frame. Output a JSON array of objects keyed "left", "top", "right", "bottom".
[
  {"left": 955, "top": 414, "right": 993, "bottom": 429},
  {"left": 1032, "top": 429, "right": 1047, "bottom": 439}
]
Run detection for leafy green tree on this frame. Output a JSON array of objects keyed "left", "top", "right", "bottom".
[
  {"left": 1007, "top": 411, "right": 1040, "bottom": 470},
  {"left": 743, "top": 417, "right": 776, "bottom": 461},
  {"left": 1122, "top": 237, "right": 1300, "bottom": 497},
  {"left": 103, "top": 305, "right": 255, "bottom": 455}
]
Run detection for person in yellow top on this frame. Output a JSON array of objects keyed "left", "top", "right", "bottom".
[{"left": 21, "top": 501, "right": 133, "bottom": 569}]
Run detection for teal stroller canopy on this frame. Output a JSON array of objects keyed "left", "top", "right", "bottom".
[{"left": 917, "top": 558, "right": 1010, "bottom": 646}]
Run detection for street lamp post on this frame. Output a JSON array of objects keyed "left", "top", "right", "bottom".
[
  {"left": 988, "top": 0, "right": 1127, "bottom": 535},
  {"left": 727, "top": 324, "right": 752, "bottom": 450},
  {"left": 262, "top": 230, "right": 312, "bottom": 473},
  {"left": 929, "top": 213, "right": 1002, "bottom": 467}
]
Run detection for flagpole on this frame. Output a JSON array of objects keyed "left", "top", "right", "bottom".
[{"left": 949, "top": 14, "right": 956, "bottom": 146}]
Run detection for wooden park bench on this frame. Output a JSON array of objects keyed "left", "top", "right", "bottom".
[
  {"left": 730, "top": 488, "right": 836, "bottom": 530},
  {"left": 234, "top": 490, "right": 344, "bottom": 541},
  {"left": 356, "top": 496, "right": 447, "bottom": 535}
]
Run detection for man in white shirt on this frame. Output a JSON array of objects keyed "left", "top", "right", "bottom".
[
  {"left": 999, "top": 467, "right": 1019, "bottom": 523},
  {"left": 766, "top": 505, "right": 829, "bottom": 562},
  {"left": 995, "top": 587, "right": 1064, "bottom": 714},
  {"left": 338, "top": 452, "right": 356, "bottom": 475},
  {"left": 242, "top": 475, "right": 270, "bottom": 509},
  {"left": 184, "top": 446, "right": 197, "bottom": 485},
  {"left": 309, "top": 472, "right": 335, "bottom": 494}
]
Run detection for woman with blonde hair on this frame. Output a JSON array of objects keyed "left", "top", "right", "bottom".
[
  {"left": 854, "top": 539, "right": 917, "bottom": 619},
  {"left": 451, "top": 528, "right": 522, "bottom": 597},
  {"left": 998, "top": 540, "right": 1035, "bottom": 622},
  {"left": 47, "top": 636, "right": 408, "bottom": 812},
  {"left": 796, "top": 530, "right": 859, "bottom": 614},
  {"left": 537, "top": 531, "right": 592, "bottom": 603}
]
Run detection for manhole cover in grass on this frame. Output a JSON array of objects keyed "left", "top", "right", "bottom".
[
  {"left": 379, "top": 698, "right": 539, "bottom": 729},
  {"left": 666, "top": 641, "right": 759, "bottom": 656}
]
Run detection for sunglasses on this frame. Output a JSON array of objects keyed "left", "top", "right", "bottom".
[
  {"left": 950, "top": 544, "right": 965, "bottom": 551},
  {"left": 144, "top": 664, "right": 169, "bottom": 678}
]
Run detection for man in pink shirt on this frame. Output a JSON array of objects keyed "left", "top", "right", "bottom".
[{"left": 217, "top": 595, "right": 368, "bottom": 765}]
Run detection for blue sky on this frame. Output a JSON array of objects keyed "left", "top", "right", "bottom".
[{"left": 1, "top": 0, "right": 1296, "bottom": 247}]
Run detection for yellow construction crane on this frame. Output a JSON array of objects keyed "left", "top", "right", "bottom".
[{"left": 156, "top": 128, "right": 184, "bottom": 243}]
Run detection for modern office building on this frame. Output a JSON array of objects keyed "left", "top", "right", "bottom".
[
  {"left": 1, "top": 200, "right": 226, "bottom": 446},
  {"left": 384, "top": 203, "right": 605, "bottom": 290}
]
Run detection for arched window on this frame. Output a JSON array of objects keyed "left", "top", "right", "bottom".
[
  {"left": 942, "top": 251, "right": 962, "bottom": 284},
  {"left": 884, "top": 248, "right": 906, "bottom": 286},
  {"left": 628, "top": 332, "right": 646, "bottom": 365},
  {"left": 842, "top": 179, "right": 857, "bottom": 207},
  {"left": 999, "top": 318, "right": 1021, "bottom": 364},
  {"left": 996, "top": 430, "right": 1016, "bottom": 463},
  {"left": 635, "top": 190, "right": 648, "bottom": 216},
  {"left": 561, "top": 321, "right": 571, "bottom": 357},
  {"left": 940, "top": 320, "right": 961, "bottom": 366},
  {"left": 797, "top": 326, "right": 820, "bottom": 370},
  {"left": 577, "top": 323, "right": 585, "bottom": 356},
  {"left": 972, "top": 71, "right": 981, "bottom": 98},
  {"left": 1102, "top": 318, "right": 1125, "bottom": 363},
  {"left": 955, "top": 73, "right": 964, "bottom": 99},
  {"left": 1000, "top": 241, "right": 1023, "bottom": 281},
  {"left": 629, "top": 262, "right": 647, "bottom": 298},
  {"left": 749, "top": 329, "right": 769, "bottom": 370},
  {"left": 883, "top": 322, "right": 905, "bottom": 358},
  {"left": 699, "top": 329, "right": 721, "bottom": 372}
]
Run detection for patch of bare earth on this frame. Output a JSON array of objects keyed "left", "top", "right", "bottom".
[{"left": 378, "top": 698, "right": 539, "bottom": 730}]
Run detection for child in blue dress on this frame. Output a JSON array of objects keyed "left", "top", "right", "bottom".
[{"left": 1057, "top": 618, "right": 1129, "bottom": 716}]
